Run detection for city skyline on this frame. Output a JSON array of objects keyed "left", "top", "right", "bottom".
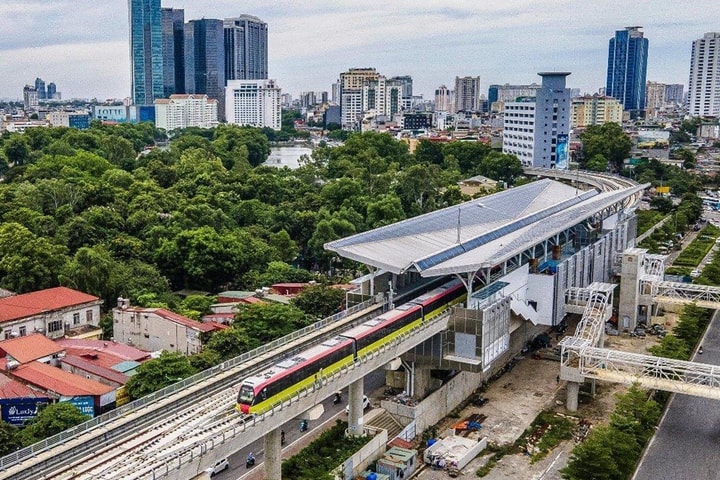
[{"left": 0, "top": 0, "right": 718, "bottom": 101}]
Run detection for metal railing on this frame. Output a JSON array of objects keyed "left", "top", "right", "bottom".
[
  {"left": 0, "top": 296, "right": 380, "bottom": 471},
  {"left": 138, "top": 308, "right": 453, "bottom": 480}
]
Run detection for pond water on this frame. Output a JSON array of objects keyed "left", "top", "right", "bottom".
[{"left": 264, "top": 146, "right": 313, "bottom": 169}]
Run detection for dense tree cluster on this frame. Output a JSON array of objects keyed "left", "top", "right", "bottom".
[
  {"left": 0, "top": 124, "right": 522, "bottom": 306},
  {"left": 580, "top": 123, "right": 632, "bottom": 172},
  {"left": 561, "top": 384, "right": 661, "bottom": 480}
]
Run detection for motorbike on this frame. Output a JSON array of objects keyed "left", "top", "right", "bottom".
[
  {"left": 300, "top": 419, "right": 308, "bottom": 432},
  {"left": 280, "top": 430, "right": 286, "bottom": 445},
  {"left": 333, "top": 392, "right": 342, "bottom": 404},
  {"left": 246, "top": 455, "right": 255, "bottom": 468}
]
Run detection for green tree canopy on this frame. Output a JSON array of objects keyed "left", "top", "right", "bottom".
[
  {"left": 236, "top": 303, "right": 310, "bottom": 344},
  {"left": 20, "top": 403, "right": 90, "bottom": 446},
  {"left": 125, "top": 351, "right": 197, "bottom": 400},
  {"left": 581, "top": 123, "right": 632, "bottom": 171},
  {"left": 0, "top": 422, "right": 21, "bottom": 455},
  {"left": 561, "top": 425, "right": 639, "bottom": 480},
  {"left": 291, "top": 284, "right": 346, "bottom": 319}
]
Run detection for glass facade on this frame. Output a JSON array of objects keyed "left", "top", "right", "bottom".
[
  {"left": 129, "top": 0, "right": 163, "bottom": 105},
  {"left": 223, "top": 16, "right": 268, "bottom": 81},
  {"left": 606, "top": 27, "right": 648, "bottom": 112},
  {"left": 161, "top": 8, "right": 185, "bottom": 97}
]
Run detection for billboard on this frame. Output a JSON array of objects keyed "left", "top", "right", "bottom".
[
  {"left": 555, "top": 134, "right": 569, "bottom": 170},
  {"left": 64, "top": 396, "right": 95, "bottom": 417},
  {"left": 0, "top": 398, "right": 50, "bottom": 426}
]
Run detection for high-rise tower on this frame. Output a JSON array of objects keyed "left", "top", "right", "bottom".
[
  {"left": 606, "top": 26, "right": 648, "bottom": 115},
  {"left": 688, "top": 32, "right": 720, "bottom": 117},
  {"left": 224, "top": 15, "right": 268, "bottom": 81},
  {"left": 185, "top": 19, "right": 226, "bottom": 118},
  {"left": 161, "top": 8, "right": 185, "bottom": 96},
  {"left": 454, "top": 76, "right": 482, "bottom": 112},
  {"left": 129, "top": 0, "right": 163, "bottom": 105}
]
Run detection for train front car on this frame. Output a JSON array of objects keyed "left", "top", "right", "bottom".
[{"left": 237, "top": 381, "right": 258, "bottom": 414}]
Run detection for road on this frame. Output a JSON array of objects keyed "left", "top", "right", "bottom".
[
  {"left": 215, "top": 370, "right": 386, "bottom": 479},
  {"left": 633, "top": 310, "right": 720, "bottom": 480}
]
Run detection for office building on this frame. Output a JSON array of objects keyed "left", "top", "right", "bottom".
[
  {"left": 154, "top": 94, "right": 218, "bottom": 131},
  {"left": 34, "top": 78, "right": 46, "bottom": 100},
  {"left": 664, "top": 84, "right": 684, "bottom": 105},
  {"left": 503, "top": 72, "right": 571, "bottom": 169},
  {"left": 688, "top": 32, "right": 720, "bottom": 117},
  {"left": 185, "top": 19, "right": 225, "bottom": 117},
  {"left": 161, "top": 8, "right": 185, "bottom": 96},
  {"left": 435, "top": 85, "right": 452, "bottom": 112},
  {"left": 339, "top": 68, "right": 379, "bottom": 130},
  {"left": 46, "top": 83, "right": 58, "bottom": 100},
  {"left": 606, "top": 26, "right": 649, "bottom": 114},
  {"left": 129, "top": 0, "right": 163, "bottom": 105},
  {"left": 224, "top": 15, "right": 268, "bottom": 81},
  {"left": 49, "top": 111, "right": 91, "bottom": 130},
  {"left": 226, "top": 79, "right": 281, "bottom": 130},
  {"left": 23, "top": 85, "right": 39, "bottom": 111},
  {"left": 571, "top": 95, "right": 623, "bottom": 127},
  {"left": 454, "top": 76, "right": 482, "bottom": 112},
  {"left": 488, "top": 83, "right": 541, "bottom": 103}
]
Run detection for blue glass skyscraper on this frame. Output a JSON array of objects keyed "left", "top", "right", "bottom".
[
  {"left": 606, "top": 26, "right": 648, "bottom": 114},
  {"left": 129, "top": 0, "right": 163, "bottom": 105}
]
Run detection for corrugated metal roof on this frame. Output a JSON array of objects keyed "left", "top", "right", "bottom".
[{"left": 326, "top": 179, "right": 645, "bottom": 277}]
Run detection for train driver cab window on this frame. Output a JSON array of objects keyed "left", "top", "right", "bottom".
[{"left": 239, "top": 385, "right": 255, "bottom": 404}]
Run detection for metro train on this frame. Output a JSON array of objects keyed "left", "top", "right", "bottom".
[{"left": 237, "top": 278, "right": 466, "bottom": 414}]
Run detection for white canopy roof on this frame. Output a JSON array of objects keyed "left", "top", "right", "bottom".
[{"left": 325, "top": 178, "right": 645, "bottom": 277}]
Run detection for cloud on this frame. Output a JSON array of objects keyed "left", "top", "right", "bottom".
[{"left": 0, "top": 0, "right": 718, "bottom": 99}]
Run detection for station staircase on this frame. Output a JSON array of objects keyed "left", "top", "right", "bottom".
[{"left": 560, "top": 267, "right": 720, "bottom": 401}]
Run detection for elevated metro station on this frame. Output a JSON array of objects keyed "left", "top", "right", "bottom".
[{"left": 327, "top": 174, "right": 647, "bottom": 400}]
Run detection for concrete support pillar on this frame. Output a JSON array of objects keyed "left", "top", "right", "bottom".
[
  {"left": 566, "top": 381, "right": 580, "bottom": 412},
  {"left": 413, "top": 367, "right": 433, "bottom": 399},
  {"left": 618, "top": 249, "right": 644, "bottom": 332},
  {"left": 263, "top": 427, "right": 282, "bottom": 480},
  {"left": 348, "top": 379, "right": 364, "bottom": 437},
  {"left": 590, "top": 378, "right": 597, "bottom": 396}
]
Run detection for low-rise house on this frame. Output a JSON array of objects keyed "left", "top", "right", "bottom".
[
  {"left": 12, "top": 362, "right": 115, "bottom": 416},
  {"left": 56, "top": 339, "right": 151, "bottom": 388},
  {"left": 0, "top": 287, "right": 102, "bottom": 340},
  {"left": 0, "top": 375, "right": 50, "bottom": 426},
  {"left": 113, "top": 300, "right": 220, "bottom": 354},
  {"left": 0, "top": 333, "right": 65, "bottom": 370}
]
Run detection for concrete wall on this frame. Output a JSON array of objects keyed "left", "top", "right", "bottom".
[{"left": 336, "top": 427, "right": 388, "bottom": 480}]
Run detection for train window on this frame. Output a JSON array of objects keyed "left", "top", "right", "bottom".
[
  {"left": 238, "top": 385, "right": 254, "bottom": 404},
  {"left": 261, "top": 388, "right": 268, "bottom": 400}
]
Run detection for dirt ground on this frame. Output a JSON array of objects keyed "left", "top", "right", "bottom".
[{"left": 414, "top": 313, "right": 676, "bottom": 480}]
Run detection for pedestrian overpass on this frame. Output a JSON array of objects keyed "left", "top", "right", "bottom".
[{"left": 559, "top": 249, "right": 720, "bottom": 409}]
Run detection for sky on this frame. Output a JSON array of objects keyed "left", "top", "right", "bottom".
[{"left": 0, "top": 0, "right": 718, "bottom": 101}]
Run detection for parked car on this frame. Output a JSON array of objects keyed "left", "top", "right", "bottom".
[
  {"left": 346, "top": 395, "right": 371, "bottom": 413},
  {"left": 204, "top": 458, "right": 229, "bottom": 476}
]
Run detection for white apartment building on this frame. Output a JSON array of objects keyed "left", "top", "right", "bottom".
[
  {"left": 645, "top": 81, "right": 666, "bottom": 111},
  {"left": 570, "top": 95, "right": 623, "bottom": 128},
  {"left": 503, "top": 72, "right": 571, "bottom": 169},
  {"left": 339, "top": 68, "right": 379, "bottom": 130},
  {"left": 112, "top": 301, "right": 219, "bottom": 355},
  {"left": 434, "top": 85, "right": 453, "bottom": 112},
  {"left": 154, "top": 94, "right": 218, "bottom": 132},
  {"left": 225, "top": 79, "right": 282, "bottom": 130},
  {"left": 688, "top": 32, "right": 720, "bottom": 117},
  {"left": 362, "top": 76, "right": 402, "bottom": 117}
]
